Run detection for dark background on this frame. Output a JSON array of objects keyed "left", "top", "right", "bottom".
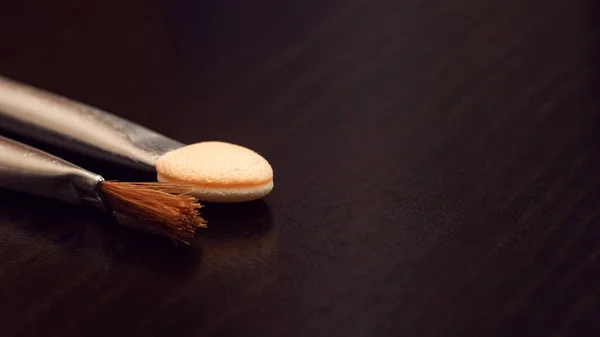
[{"left": 1, "top": 0, "right": 600, "bottom": 336}]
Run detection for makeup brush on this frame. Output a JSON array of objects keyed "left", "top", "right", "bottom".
[
  {"left": 0, "top": 76, "right": 274, "bottom": 203},
  {"left": 0, "top": 135, "right": 206, "bottom": 244}
]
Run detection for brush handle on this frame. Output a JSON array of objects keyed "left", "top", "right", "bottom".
[
  {"left": 0, "top": 76, "right": 184, "bottom": 172},
  {"left": 0, "top": 135, "right": 105, "bottom": 209}
]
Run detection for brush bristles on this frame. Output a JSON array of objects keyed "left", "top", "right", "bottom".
[{"left": 99, "top": 181, "right": 206, "bottom": 245}]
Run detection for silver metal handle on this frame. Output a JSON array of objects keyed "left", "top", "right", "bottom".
[
  {"left": 0, "top": 76, "right": 184, "bottom": 172},
  {"left": 0, "top": 135, "right": 105, "bottom": 209}
]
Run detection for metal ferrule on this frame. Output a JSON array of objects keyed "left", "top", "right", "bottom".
[
  {"left": 0, "top": 76, "right": 184, "bottom": 173},
  {"left": 0, "top": 135, "right": 106, "bottom": 211}
]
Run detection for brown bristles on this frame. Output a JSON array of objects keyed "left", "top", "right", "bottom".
[{"left": 99, "top": 181, "right": 206, "bottom": 245}]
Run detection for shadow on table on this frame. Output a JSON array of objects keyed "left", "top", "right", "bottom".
[
  {"left": 199, "top": 200, "right": 273, "bottom": 240},
  {"left": 195, "top": 200, "right": 277, "bottom": 274},
  {"left": 0, "top": 189, "right": 274, "bottom": 277}
]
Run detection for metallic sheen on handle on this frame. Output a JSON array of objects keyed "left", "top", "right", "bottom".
[
  {"left": 0, "top": 76, "right": 184, "bottom": 172},
  {"left": 0, "top": 135, "right": 106, "bottom": 210}
]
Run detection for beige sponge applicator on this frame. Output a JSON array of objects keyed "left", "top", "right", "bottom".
[{"left": 156, "top": 142, "right": 274, "bottom": 202}]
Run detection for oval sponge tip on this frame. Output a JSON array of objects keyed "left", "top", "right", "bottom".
[{"left": 156, "top": 141, "right": 273, "bottom": 202}]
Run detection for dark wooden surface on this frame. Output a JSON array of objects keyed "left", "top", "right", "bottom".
[{"left": 1, "top": 0, "right": 600, "bottom": 336}]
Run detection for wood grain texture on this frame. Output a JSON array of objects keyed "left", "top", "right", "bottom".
[{"left": 1, "top": 0, "right": 600, "bottom": 336}]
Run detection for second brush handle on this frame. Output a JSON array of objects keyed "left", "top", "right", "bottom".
[
  {"left": 0, "top": 76, "right": 184, "bottom": 172},
  {"left": 0, "top": 135, "right": 105, "bottom": 209}
]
